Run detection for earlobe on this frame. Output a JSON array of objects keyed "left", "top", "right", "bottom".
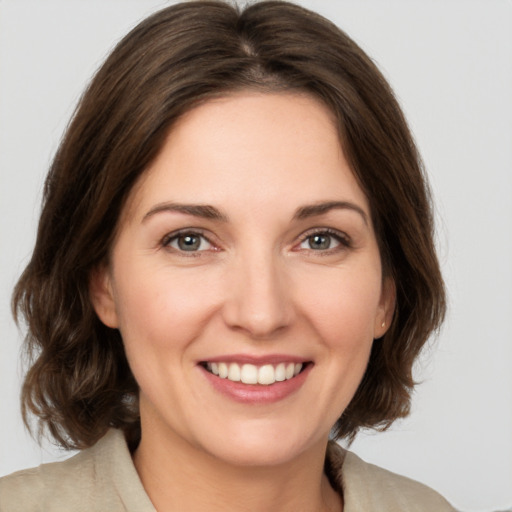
[
  {"left": 374, "top": 277, "right": 396, "bottom": 339},
  {"left": 89, "top": 264, "right": 119, "bottom": 328}
]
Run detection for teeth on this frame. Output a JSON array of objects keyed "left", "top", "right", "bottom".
[
  {"left": 240, "top": 364, "right": 258, "bottom": 384},
  {"left": 206, "top": 361, "right": 303, "bottom": 385},
  {"left": 258, "top": 364, "right": 275, "bottom": 385},
  {"left": 275, "top": 363, "right": 286, "bottom": 382},
  {"left": 228, "top": 363, "right": 241, "bottom": 382},
  {"left": 218, "top": 362, "right": 228, "bottom": 379}
]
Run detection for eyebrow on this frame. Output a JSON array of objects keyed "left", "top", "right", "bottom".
[
  {"left": 142, "top": 202, "right": 228, "bottom": 223},
  {"left": 293, "top": 201, "right": 369, "bottom": 225},
  {"left": 142, "top": 200, "right": 368, "bottom": 225}
]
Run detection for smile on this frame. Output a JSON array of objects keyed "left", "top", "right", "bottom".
[{"left": 204, "top": 362, "right": 304, "bottom": 385}]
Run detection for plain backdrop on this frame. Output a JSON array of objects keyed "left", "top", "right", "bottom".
[{"left": 1, "top": 1, "right": 511, "bottom": 510}]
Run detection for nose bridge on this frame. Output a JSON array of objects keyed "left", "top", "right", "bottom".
[{"left": 223, "top": 243, "right": 292, "bottom": 338}]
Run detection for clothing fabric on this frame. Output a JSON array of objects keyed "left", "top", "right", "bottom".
[{"left": 0, "top": 429, "right": 455, "bottom": 511}]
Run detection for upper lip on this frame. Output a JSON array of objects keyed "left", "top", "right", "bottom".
[{"left": 199, "top": 354, "right": 310, "bottom": 365}]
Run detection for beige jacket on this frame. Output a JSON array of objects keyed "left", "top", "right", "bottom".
[{"left": 0, "top": 429, "right": 455, "bottom": 511}]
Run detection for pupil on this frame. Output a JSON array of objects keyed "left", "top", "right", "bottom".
[
  {"left": 309, "top": 234, "right": 330, "bottom": 250},
  {"left": 178, "top": 235, "right": 200, "bottom": 251}
]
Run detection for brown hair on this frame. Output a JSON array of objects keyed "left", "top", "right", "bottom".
[{"left": 13, "top": 0, "right": 445, "bottom": 449}]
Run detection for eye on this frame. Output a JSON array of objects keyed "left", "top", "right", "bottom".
[
  {"left": 297, "top": 229, "right": 349, "bottom": 252},
  {"left": 164, "top": 231, "right": 213, "bottom": 252}
]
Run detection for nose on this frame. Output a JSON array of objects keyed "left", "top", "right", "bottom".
[{"left": 222, "top": 248, "right": 294, "bottom": 339}]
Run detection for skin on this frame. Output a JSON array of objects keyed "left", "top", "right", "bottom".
[{"left": 91, "top": 92, "right": 395, "bottom": 512}]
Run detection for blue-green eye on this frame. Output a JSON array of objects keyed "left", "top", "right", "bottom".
[
  {"left": 166, "top": 232, "right": 212, "bottom": 252},
  {"left": 298, "top": 230, "right": 348, "bottom": 251}
]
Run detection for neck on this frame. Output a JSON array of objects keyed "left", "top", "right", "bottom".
[{"left": 133, "top": 417, "right": 342, "bottom": 512}]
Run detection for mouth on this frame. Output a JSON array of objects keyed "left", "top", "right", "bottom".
[{"left": 201, "top": 361, "right": 309, "bottom": 386}]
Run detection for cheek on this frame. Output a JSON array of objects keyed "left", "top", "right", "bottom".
[
  {"left": 296, "top": 264, "right": 383, "bottom": 345},
  {"left": 298, "top": 267, "right": 381, "bottom": 412},
  {"left": 113, "top": 264, "right": 222, "bottom": 351}
]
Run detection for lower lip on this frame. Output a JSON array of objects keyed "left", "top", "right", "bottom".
[{"left": 200, "top": 364, "right": 312, "bottom": 404}]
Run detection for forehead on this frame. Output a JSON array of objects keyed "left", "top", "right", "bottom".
[{"left": 122, "top": 92, "right": 369, "bottom": 223}]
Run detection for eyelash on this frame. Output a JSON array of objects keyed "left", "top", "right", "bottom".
[
  {"left": 295, "top": 228, "right": 351, "bottom": 254},
  {"left": 160, "top": 227, "right": 351, "bottom": 256},
  {"left": 161, "top": 229, "right": 216, "bottom": 256}
]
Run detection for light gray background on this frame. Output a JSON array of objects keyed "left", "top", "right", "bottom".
[{"left": 1, "top": 1, "right": 511, "bottom": 510}]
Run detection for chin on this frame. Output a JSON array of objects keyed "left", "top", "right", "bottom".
[{"left": 194, "top": 421, "right": 324, "bottom": 468}]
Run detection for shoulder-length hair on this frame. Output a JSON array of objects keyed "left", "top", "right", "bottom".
[{"left": 13, "top": 0, "right": 445, "bottom": 449}]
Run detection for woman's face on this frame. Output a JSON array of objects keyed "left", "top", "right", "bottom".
[{"left": 91, "top": 92, "right": 394, "bottom": 466}]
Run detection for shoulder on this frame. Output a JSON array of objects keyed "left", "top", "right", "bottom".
[
  {"left": 0, "top": 465, "right": 44, "bottom": 512},
  {"left": 0, "top": 448, "right": 94, "bottom": 512},
  {"left": 0, "top": 430, "right": 154, "bottom": 512},
  {"left": 327, "top": 442, "right": 456, "bottom": 512}
]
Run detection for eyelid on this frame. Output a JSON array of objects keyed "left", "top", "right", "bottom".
[
  {"left": 159, "top": 226, "right": 351, "bottom": 255},
  {"left": 294, "top": 227, "right": 351, "bottom": 251},
  {"left": 161, "top": 228, "right": 218, "bottom": 254}
]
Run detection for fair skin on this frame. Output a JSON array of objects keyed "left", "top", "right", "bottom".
[{"left": 91, "top": 92, "right": 395, "bottom": 512}]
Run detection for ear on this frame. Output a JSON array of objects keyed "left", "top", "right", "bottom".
[
  {"left": 89, "top": 264, "right": 119, "bottom": 328},
  {"left": 374, "top": 276, "right": 396, "bottom": 339}
]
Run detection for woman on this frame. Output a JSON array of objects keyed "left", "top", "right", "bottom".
[{"left": 0, "top": 1, "right": 454, "bottom": 510}]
